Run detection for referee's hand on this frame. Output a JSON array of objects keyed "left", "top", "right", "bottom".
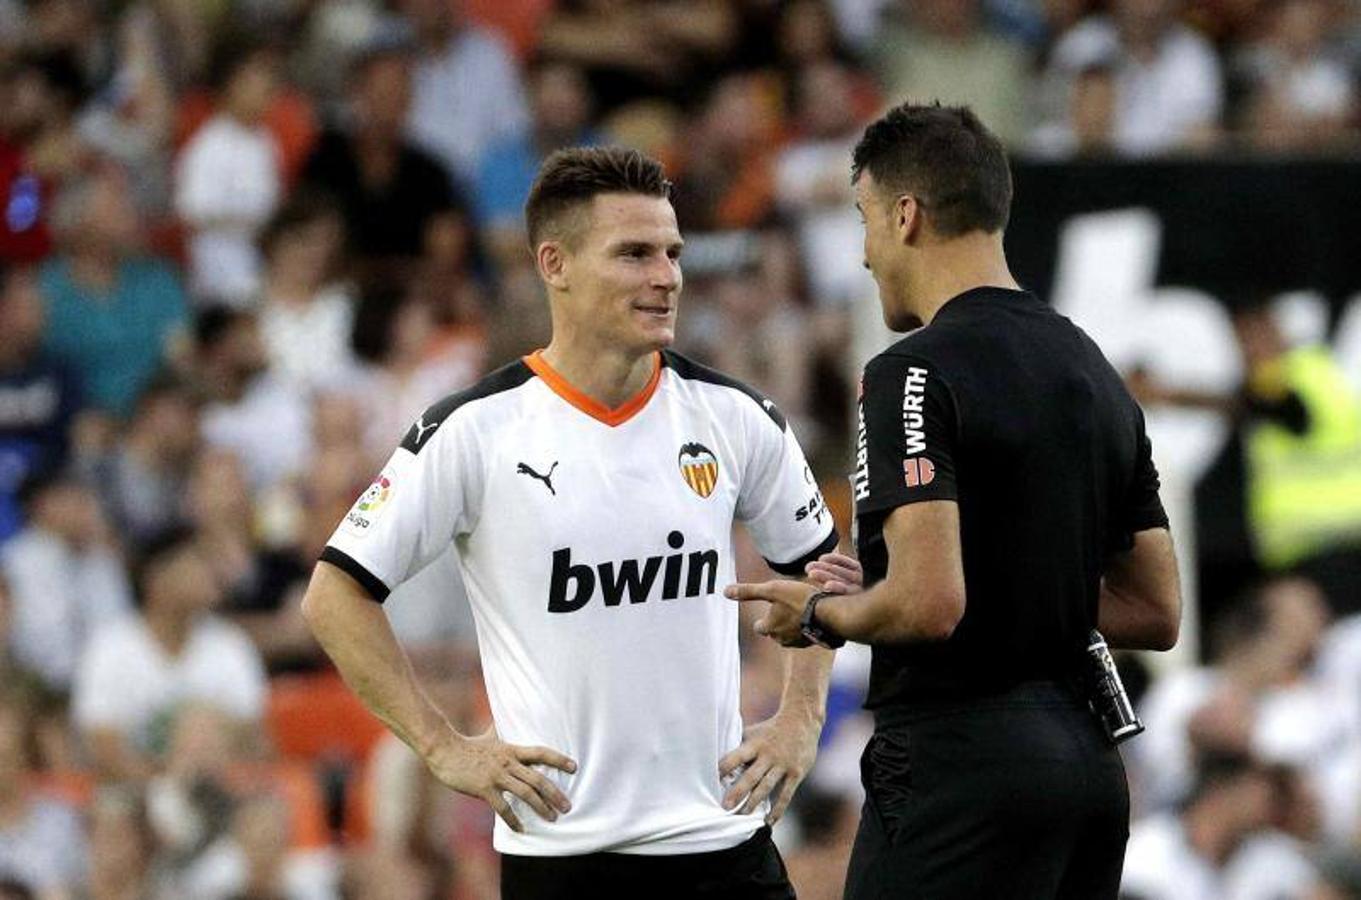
[
  {"left": 424, "top": 727, "right": 576, "bottom": 833},
  {"left": 724, "top": 580, "right": 815, "bottom": 646},
  {"left": 805, "top": 552, "right": 863, "bottom": 594}
]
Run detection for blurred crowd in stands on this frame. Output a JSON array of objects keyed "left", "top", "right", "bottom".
[{"left": 1, "top": 0, "right": 1361, "bottom": 896}]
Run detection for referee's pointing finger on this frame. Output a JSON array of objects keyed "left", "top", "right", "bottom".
[{"left": 724, "top": 582, "right": 769, "bottom": 602}]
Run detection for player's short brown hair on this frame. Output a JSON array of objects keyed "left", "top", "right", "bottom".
[
  {"left": 525, "top": 147, "right": 672, "bottom": 249},
  {"left": 852, "top": 102, "right": 1012, "bottom": 237}
]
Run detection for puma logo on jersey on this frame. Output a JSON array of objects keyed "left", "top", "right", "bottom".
[
  {"left": 548, "top": 531, "right": 719, "bottom": 613},
  {"left": 412, "top": 415, "right": 439, "bottom": 446},
  {"left": 517, "top": 461, "right": 558, "bottom": 495}
]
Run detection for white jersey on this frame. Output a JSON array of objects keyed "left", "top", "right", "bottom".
[{"left": 324, "top": 350, "right": 837, "bottom": 856}]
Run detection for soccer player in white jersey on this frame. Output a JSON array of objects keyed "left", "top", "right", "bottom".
[{"left": 302, "top": 147, "right": 843, "bottom": 899}]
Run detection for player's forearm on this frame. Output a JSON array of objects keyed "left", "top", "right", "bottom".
[
  {"left": 777, "top": 644, "right": 834, "bottom": 726},
  {"left": 302, "top": 563, "right": 456, "bottom": 759},
  {"left": 816, "top": 579, "right": 960, "bottom": 644}
]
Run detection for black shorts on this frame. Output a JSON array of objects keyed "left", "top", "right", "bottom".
[
  {"left": 844, "top": 682, "right": 1129, "bottom": 900},
  {"left": 501, "top": 826, "right": 797, "bottom": 900}
]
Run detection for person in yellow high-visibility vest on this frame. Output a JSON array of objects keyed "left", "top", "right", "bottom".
[{"left": 1131, "top": 304, "right": 1361, "bottom": 612}]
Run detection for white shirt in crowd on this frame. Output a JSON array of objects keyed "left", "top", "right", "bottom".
[
  {"left": 72, "top": 614, "right": 268, "bottom": 748},
  {"left": 1047, "top": 17, "right": 1223, "bottom": 156},
  {"left": 324, "top": 350, "right": 836, "bottom": 856},
  {"left": 260, "top": 287, "right": 359, "bottom": 392},
  {"left": 1122, "top": 813, "right": 1316, "bottom": 900},
  {"left": 405, "top": 26, "right": 529, "bottom": 184},
  {"left": 1, "top": 528, "right": 132, "bottom": 690},
  {"left": 175, "top": 115, "right": 282, "bottom": 304},
  {"left": 775, "top": 136, "right": 877, "bottom": 310}
]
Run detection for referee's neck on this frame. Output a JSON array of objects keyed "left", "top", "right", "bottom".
[{"left": 911, "top": 234, "right": 1018, "bottom": 325}]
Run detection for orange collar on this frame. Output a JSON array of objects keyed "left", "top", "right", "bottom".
[{"left": 523, "top": 350, "right": 662, "bottom": 427}]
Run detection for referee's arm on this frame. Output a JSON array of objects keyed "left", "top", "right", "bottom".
[
  {"left": 1097, "top": 527, "right": 1181, "bottom": 651},
  {"left": 804, "top": 500, "right": 966, "bottom": 644}
]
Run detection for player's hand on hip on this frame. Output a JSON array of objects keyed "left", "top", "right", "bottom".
[
  {"left": 725, "top": 580, "right": 816, "bottom": 646},
  {"left": 718, "top": 713, "right": 821, "bottom": 825},
  {"left": 424, "top": 727, "right": 576, "bottom": 833},
  {"left": 805, "top": 552, "right": 863, "bottom": 594}
]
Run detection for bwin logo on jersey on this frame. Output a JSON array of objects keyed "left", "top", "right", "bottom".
[
  {"left": 548, "top": 531, "right": 719, "bottom": 613},
  {"left": 678, "top": 443, "right": 719, "bottom": 498}
]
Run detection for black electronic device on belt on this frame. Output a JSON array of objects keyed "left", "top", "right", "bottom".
[{"left": 1080, "top": 630, "right": 1144, "bottom": 745}]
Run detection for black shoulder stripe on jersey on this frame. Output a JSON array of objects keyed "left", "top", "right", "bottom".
[
  {"left": 319, "top": 546, "right": 391, "bottom": 603},
  {"left": 765, "top": 529, "right": 840, "bottom": 576},
  {"left": 660, "top": 349, "right": 787, "bottom": 431},
  {"left": 400, "top": 359, "right": 535, "bottom": 454}
]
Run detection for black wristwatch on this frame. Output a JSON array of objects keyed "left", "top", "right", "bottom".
[{"left": 800, "top": 591, "right": 845, "bottom": 649}]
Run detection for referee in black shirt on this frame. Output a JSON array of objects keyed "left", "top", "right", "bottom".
[{"left": 727, "top": 103, "right": 1183, "bottom": 898}]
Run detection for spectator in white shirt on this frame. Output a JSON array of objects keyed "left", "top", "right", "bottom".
[
  {"left": 175, "top": 41, "right": 284, "bottom": 305},
  {"left": 0, "top": 691, "right": 89, "bottom": 899},
  {"left": 1, "top": 470, "right": 132, "bottom": 694},
  {"left": 72, "top": 525, "right": 268, "bottom": 782},
  {"left": 1122, "top": 753, "right": 1281, "bottom": 900},
  {"left": 1236, "top": 0, "right": 1356, "bottom": 154},
  {"left": 399, "top": 0, "right": 529, "bottom": 185},
  {"left": 1040, "top": 0, "right": 1223, "bottom": 156},
  {"left": 256, "top": 191, "right": 358, "bottom": 392},
  {"left": 194, "top": 306, "right": 312, "bottom": 492}
]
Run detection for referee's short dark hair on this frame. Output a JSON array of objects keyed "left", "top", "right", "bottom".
[
  {"left": 525, "top": 147, "right": 672, "bottom": 250},
  {"left": 852, "top": 102, "right": 1012, "bottom": 237}
]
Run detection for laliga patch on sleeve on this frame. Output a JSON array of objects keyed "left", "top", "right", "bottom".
[{"left": 342, "top": 469, "right": 396, "bottom": 536}]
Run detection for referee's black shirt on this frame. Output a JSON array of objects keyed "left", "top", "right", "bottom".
[{"left": 852, "top": 287, "right": 1169, "bottom": 710}]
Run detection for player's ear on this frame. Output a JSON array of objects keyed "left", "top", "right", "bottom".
[
  {"left": 536, "top": 240, "right": 570, "bottom": 290},
  {"left": 894, "top": 195, "right": 923, "bottom": 246}
]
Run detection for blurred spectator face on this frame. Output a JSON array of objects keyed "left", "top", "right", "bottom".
[
  {"left": 916, "top": 0, "right": 981, "bottom": 38},
  {"left": 187, "top": 450, "right": 252, "bottom": 533},
  {"left": 389, "top": 294, "right": 436, "bottom": 362},
  {"left": 532, "top": 64, "right": 591, "bottom": 139},
  {"left": 401, "top": 0, "right": 456, "bottom": 44},
  {"left": 353, "top": 54, "right": 412, "bottom": 137},
  {"left": 233, "top": 794, "right": 290, "bottom": 879},
  {"left": 777, "top": 0, "right": 840, "bottom": 67},
  {"left": 147, "top": 542, "right": 222, "bottom": 618},
  {"left": 0, "top": 701, "right": 29, "bottom": 791},
  {"left": 1071, "top": 68, "right": 1117, "bottom": 153},
  {"left": 266, "top": 209, "right": 343, "bottom": 288},
  {"left": 1261, "top": 577, "right": 1329, "bottom": 673},
  {"left": 797, "top": 62, "right": 857, "bottom": 138},
  {"left": 203, "top": 312, "right": 269, "bottom": 384},
  {"left": 135, "top": 386, "right": 200, "bottom": 464},
  {"left": 89, "top": 790, "right": 152, "bottom": 890},
  {"left": 702, "top": 77, "right": 765, "bottom": 155},
  {"left": 30, "top": 479, "right": 105, "bottom": 546},
  {"left": 56, "top": 169, "right": 141, "bottom": 256},
  {"left": 1115, "top": 0, "right": 1177, "bottom": 44},
  {"left": 0, "top": 267, "right": 44, "bottom": 361},
  {"left": 0, "top": 63, "right": 65, "bottom": 141},
  {"left": 1232, "top": 306, "right": 1287, "bottom": 369},
  {"left": 1276, "top": 0, "right": 1329, "bottom": 58},
  {"left": 225, "top": 51, "right": 280, "bottom": 126},
  {"left": 313, "top": 393, "right": 363, "bottom": 451}
]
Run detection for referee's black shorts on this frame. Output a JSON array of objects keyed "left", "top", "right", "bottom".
[
  {"left": 501, "top": 825, "right": 796, "bottom": 900},
  {"left": 844, "top": 681, "right": 1129, "bottom": 900}
]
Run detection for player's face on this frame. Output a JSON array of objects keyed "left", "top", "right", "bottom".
[
  {"left": 855, "top": 174, "right": 915, "bottom": 330},
  {"left": 562, "top": 193, "right": 684, "bottom": 354}
]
